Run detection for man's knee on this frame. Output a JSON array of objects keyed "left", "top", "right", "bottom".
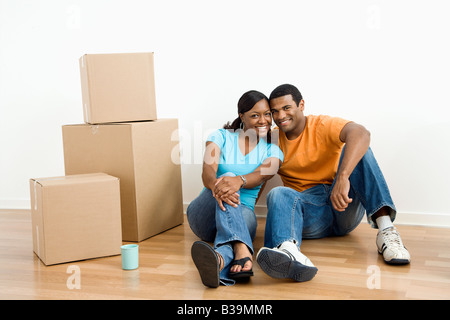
[
  {"left": 267, "top": 186, "right": 297, "bottom": 202},
  {"left": 267, "top": 186, "right": 287, "bottom": 204}
]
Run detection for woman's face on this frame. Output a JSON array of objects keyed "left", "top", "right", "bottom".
[{"left": 239, "top": 99, "right": 272, "bottom": 138}]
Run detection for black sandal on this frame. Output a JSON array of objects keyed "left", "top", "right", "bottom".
[
  {"left": 191, "top": 241, "right": 222, "bottom": 288},
  {"left": 229, "top": 257, "right": 254, "bottom": 280}
]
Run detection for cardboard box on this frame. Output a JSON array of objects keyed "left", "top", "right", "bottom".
[
  {"left": 30, "top": 173, "right": 122, "bottom": 266},
  {"left": 79, "top": 52, "right": 157, "bottom": 124},
  {"left": 62, "top": 119, "right": 184, "bottom": 242}
]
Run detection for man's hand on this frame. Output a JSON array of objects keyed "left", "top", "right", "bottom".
[
  {"left": 331, "top": 122, "right": 370, "bottom": 212},
  {"left": 330, "top": 176, "right": 352, "bottom": 212}
]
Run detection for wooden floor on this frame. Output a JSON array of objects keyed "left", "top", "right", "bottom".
[{"left": 1, "top": 209, "right": 449, "bottom": 300}]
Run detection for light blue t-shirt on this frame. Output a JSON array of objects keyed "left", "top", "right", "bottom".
[{"left": 206, "top": 128, "right": 284, "bottom": 210}]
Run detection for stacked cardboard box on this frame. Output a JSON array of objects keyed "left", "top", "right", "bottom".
[
  {"left": 63, "top": 52, "right": 184, "bottom": 242},
  {"left": 31, "top": 52, "right": 184, "bottom": 265},
  {"left": 79, "top": 53, "right": 158, "bottom": 124},
  {"left": 62, "top": 120, "right": 183, "bottom": 241}
]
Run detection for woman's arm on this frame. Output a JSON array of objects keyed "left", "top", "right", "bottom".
[
  {"left": 202, "top": 141, "right": 220, "bottom": 191},
  {"left": 213, "top": 157, "right": 282, "bottom": 201},
  {"left": 202, "top": 141, "right": 240, "bottom": 210}
]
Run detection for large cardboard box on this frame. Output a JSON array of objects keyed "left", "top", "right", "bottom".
[
  {"left": 79, "top": 52, "right": 157, "bottom": 124},
  {"left": 30, "top": 173, "right": 122, "bottom": 266},
  {"left": 62, "top": 119, "right": 184, "bottom": 242}
]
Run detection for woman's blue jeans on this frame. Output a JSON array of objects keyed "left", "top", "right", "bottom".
[
  {"left": 264, "top": 147, "right": 397, "bottom": 249},
  {"left": 186, "top": 173, "right": 257, "bottom": 286}
]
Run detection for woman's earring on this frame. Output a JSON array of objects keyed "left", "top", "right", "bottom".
[{"left": 240, "top": 122, "right": 244, "bottom": 130}]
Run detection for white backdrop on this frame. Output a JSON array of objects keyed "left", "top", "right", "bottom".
[{"left": 1, "top": 0, "right": 449, "bottom": 226}]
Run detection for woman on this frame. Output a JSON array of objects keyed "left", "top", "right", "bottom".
[{"left": 187, "top": 90, "right": 284, "bottom": 287}]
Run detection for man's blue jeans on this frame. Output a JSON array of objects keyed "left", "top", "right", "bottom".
[
  {"left": 264, "top": 147, "right": 396, "bottom": 249},
  {"left": 186, "top": 173, "right": 257, "bottom": 285}
]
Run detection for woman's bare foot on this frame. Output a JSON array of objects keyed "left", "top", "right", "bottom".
[{"left": 230, "top": 242, "right": 253, "bottom": 273}]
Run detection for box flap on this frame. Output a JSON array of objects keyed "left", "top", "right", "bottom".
[{"left": 31, "top": 173, "right": 118, "bottom": 187}]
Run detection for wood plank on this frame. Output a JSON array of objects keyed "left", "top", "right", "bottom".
[{"left": 0, "top": 209, "right": 449, "bottom": 300}]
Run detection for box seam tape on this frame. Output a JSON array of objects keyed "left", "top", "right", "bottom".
[
  {"left": 81, "top": 55, "right": 92, "bottom": 123},
  {"left": 33, "top": 180, "right": 40, "bottom": 259},
  {"left": 32, "top": 176, "right": 66, "bottom": 263}
]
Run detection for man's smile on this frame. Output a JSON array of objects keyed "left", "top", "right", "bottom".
[{"left": 278, "top": 118, "right": 291, "bottom": 126}]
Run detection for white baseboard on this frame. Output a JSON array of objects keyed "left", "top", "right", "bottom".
[
  {"left": 0, "top": 199, "right": 31, "bottom": 210},
  {"left": 393, "top": 211, "right": 450, "bottom": 228},
  {"left": 183, "top": 203, "right": 450, "bottom": 228},
  {"left": 3, "top": 200, "right": 449, "bottom": 228}
]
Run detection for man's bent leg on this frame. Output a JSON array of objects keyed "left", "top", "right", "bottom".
[
  {"left": 343, "top": 147, "right": 396, "bottom": 228},
  {"left": 263, "top": 186, "right": 303, "bottom": 248},
  {"left": 258, "top": 186, "right": 318, "bottom": 282},
  {"left": 332, "top": 147, "right": 410, "bottom": 264}
]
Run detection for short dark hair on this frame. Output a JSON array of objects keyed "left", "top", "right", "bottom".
[
  {"left": 223, "top": 90, "right": 269, "bottom": 130},
  {"left": 269, "top": 84, "right": 303, "bottom": 106}
]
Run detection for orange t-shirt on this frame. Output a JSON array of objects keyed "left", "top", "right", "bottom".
[{"left": 277, "top": 115, "right": 351, "bottom": 192}]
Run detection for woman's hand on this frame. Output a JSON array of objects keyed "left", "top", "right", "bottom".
[{"left": 213, "top": 176, "right": 242, "bottom": 211}]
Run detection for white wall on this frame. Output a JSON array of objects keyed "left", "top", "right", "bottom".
[{"left": 1, "top": 0, "right": 449, "bottom": 226}]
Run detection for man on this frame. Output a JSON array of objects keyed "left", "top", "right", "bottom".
[{"left": 256, "top": 84, "right": 410, "bottom": 282}]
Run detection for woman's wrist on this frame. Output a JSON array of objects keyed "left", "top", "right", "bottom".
[{"left": 238, "top": 175, "right": 247, "bottom": 189}]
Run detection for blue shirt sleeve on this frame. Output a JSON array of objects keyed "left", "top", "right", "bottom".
[{"left": 206, "top": 129, "right": 225, "bottom": 150}]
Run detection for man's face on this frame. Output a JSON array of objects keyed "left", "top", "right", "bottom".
[{"left": 270, "top": 95, "right": 305, "bottom": 136}]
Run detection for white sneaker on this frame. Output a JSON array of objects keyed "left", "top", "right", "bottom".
[
  {"left": 256, "top": 241, "right": 318, "bottom": 282},
  {"left": 376, "top": 227, "right": 411, "bottom": 265}
]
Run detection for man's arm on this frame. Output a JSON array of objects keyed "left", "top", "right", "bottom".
[{"left": 330, "top": 122, "right": 370, "bottom": 212}]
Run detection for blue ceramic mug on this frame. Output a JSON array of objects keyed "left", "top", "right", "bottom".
[{"left": 121, "top": 244, "right": 139, "bottom": 270}]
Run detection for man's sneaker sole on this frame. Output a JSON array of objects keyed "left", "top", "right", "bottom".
[{"left": 257, "top": 248, "right": 318, "bottom": 282}]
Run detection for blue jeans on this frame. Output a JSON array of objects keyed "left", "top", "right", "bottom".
[
  {"left": 186, "top": 173, "right": 257, "bottom": 286},
  {"left": 264, "top": 147, "right": 396, "bottom": 248}
]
